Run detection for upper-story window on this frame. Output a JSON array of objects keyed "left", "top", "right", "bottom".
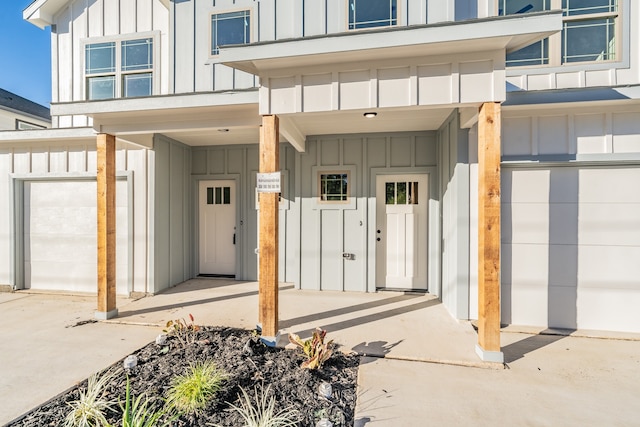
[
  {"left": 211, "top": 11, "right": 251, "bottom": 55},
  {"left": 500, "top": 0, "right": 619, "bottom": 67},
  {"left": 348, "top": 0, "right": 397, "bottom": 30},
  {"left": 85, "top": 38, "right": 153, "bottom": 100}
]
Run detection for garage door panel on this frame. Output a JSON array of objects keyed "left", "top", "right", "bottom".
[
  {"left": 579, "top": 245, "right": 640, "bottom": 289},
  {"left": 578, "top": 288, "right": 640, "bottom": 333},
  {"left": 25, "top": 180, "right": 128, "bottom": 295},
  {"left": 578, "top": 203, "right": 640, "bottom": 246},
  {"left": 579, "top": 168, "right": 640, "bottom": 203},
  {"left": 503, "top": 165, "right": 640, "bottom": 333}
]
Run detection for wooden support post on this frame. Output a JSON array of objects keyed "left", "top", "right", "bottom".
[
  {"left": 96, "top": 133, "right": 118, "bottom": 320},
  {"left": 477, "top": 102, "right": 503, "bottom": 363},
  {"left": 259, "top": 115, "right": 279, "bottom": 338}
]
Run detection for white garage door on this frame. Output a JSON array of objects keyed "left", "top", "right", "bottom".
[
  {"left": 24, "top": 180, "right": 129, "bottom": 294},
  {"left": 502, "top": 166, "right": 640, "bottom": 333}
]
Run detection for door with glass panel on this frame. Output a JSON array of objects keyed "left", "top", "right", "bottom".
[
  {"left": 199, "top": 180, "right": 236, "bottom": 276},
  {"left": 375, "top": 174, "right": 428, "bottom": 290}
]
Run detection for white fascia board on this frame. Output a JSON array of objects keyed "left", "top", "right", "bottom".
[
  {"left": 51, "top": 90, "right": 259, "bottom": 117},
  {"left": 23, "top": 0, "right": 69, "bottom": 29},
  {"left": 0, "top": 127, "right": 96, "bottom": 146},
  {"left": 220, "top": 11, "right": 562, "bottom": 75}
]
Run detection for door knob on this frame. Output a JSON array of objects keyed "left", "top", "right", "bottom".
[{"left": 377, "top": 237, "right": 381, "bottom": 241}]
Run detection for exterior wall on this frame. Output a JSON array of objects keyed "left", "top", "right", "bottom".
[
  {"left": 0, "top": 109, "right": 50, "bottom": 130},
  {"left": 151, "top": 134, "right": 192, "bottom": 293},
  {"left": 171, "top": 0, "right": 476, "bottom": 96},
  {"left": 506, "top": 0, "right": 639, "bottom": 91},
  {"left": 301, "top": 132, "right": 438, "bottom": 292},
  {"left": 438, "top": 111, "right": 471, "bottom": 319},
  {"left": 500, "top": 105, "right": 640, "bottom": 333},
  {"left": 0, "top": 140, "right": 149, "bottom": 295},
  {"left": 52, "top": 0, "right": 170, "bottom": 126},
  {"left": 190, "top": 143, "right": 297, "bottom": 284}
]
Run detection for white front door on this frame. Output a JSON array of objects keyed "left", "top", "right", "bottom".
[
  {"left": 376, "top": 174, "right": 428, "bottom": 290},
  {"left": 199, "top": 180, "right": 236, "bottom": 276}
]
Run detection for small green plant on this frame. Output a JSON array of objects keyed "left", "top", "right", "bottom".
[
  {"left": 165, "top": 360, "right": 226, "bottom": 415},
  {"left": 119, "top": 376, "right": 177, "bottom": 427},
  {"left": 163, "top": 313, "right": 200, "bottom": 347},
  {"left": 220, "top": 385, "right": 298, "bottom": 427},
  {"left": 288, "top": 328, "right": 334, "bottom": 370},
  {"left": 64, "top": 369, "right": 118, "bottom": 427}
]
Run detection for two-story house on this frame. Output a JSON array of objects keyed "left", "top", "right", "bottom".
[{"left": 0, "top": 0, "right": 638, "bottom": 361}]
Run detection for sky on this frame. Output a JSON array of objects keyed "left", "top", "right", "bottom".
[{"left": 0, "top": 1, "right": 52, "bottom": 108}]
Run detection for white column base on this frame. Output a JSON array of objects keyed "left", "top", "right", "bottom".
[
  {"left": 475, "top": 344, "right": 504, "bottom": 363},
  {"left": 95, "top": 308, "right": 118, "bottom": 320}
]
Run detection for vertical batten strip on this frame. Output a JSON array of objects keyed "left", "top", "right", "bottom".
[
  {"left": 476, "top": 102, "right": 503, "bottom": 363},
  {"left": 96, "top": 133, "right": 118, "bottom": 319}
]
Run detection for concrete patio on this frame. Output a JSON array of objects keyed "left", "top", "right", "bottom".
[{"left": 2, "top": 278, "right": 640, "bottom": 426}]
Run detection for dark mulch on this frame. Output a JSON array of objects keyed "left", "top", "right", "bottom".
[{"left": 8, "top": 327, "right": 359, "bottom": 426}]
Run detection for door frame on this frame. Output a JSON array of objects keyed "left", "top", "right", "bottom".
[
  {"left": 193, "top": 175, "right": 241, "bottom": 278},
  {"left": 368, "top": 167, "right": 439, "bottom": 294}
]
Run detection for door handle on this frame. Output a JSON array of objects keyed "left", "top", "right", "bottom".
[{"left": 233, "top": 233, "right": 236, "bottom": 245}]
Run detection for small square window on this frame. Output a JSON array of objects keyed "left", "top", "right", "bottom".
[
  {"left": 348, "top": 0, "right": 397, "bottom": 30},
  {"left": 319, "top": 172, "right": 349, "bottom": 202},
  {"left": 86, "top": 42, "right": 115, "bottom": 74},
  {"left": 122, "top": 38, "right": 153, "bottom": 71},
  {"left": 211, "top": 11, "right": 251, "bottom": 55}
]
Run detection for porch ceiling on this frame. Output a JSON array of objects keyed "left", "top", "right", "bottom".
[{"left": 219, "top": 11, "right": 563, "bottom": 76}]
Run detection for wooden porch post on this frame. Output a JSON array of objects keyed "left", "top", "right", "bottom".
[
  {"left": 476, "top": 102, "right": 503, "bottom": 363},
  {"left": 259, "top": 115, "right": 279, "bottom": 339},
  {"left": 96, "top": 133, "right": 118, "bottom": 320}
]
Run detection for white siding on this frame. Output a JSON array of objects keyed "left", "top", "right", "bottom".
[
  {"left": 503, "top": 106, "right": 640, "bottom": 156},
  {"left": 0, "top": 142, "right": 149, "bottom": 294},
  {"left": 52, "top": 0, "right": 170, "bottom": 106}
]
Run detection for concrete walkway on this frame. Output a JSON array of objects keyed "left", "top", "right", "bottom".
[{"left": 1, "top": 279, "right": 639, "bottom": 426}]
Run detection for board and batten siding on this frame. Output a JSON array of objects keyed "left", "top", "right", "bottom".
[
  {"left": 172, "top": 0, "right": 465, "bottom": 96},
  {"left": 438, "top": 111, "right": 471, "bottom": 319},
  {"left": 190, "top": 143, "right": 298, "bottom": 285},
  {"left": 300, "top": 132, "right": 437, "bottom": 292},
  {"left": 151, "top": 134, "right": 192, "bottom": 293},
  {"left": 0, "top": 141, "right": 150, "bottom": 294},
  {"left": 506, "top": 0, "right": 639, "bottom": 92},
  {"left": 53, "top": 0, "right": 170, "bottom": 127}
]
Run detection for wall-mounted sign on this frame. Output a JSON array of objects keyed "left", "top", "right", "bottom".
[{"left": 256, "top": 172, "right": 281, "bottom": 193}]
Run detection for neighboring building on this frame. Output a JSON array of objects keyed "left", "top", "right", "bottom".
[
  {"left": 1, "top": 0, "right": 638, "bottom": 358},
  {"left": 0, "top": 88, "right": 50, "bottom": 130}
]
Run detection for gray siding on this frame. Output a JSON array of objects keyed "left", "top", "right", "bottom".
[
  {"left": 152, "top": 134, "right": 192, "bottom": 293},
  {"left": 191, "top": 143, "right": 297, "bottom": 284},
  {"left": 301, "top": 132, "right": 437, "bottom": 292},
  {"left": 438, "top": 111, "right": 471, "bottom": 319}
]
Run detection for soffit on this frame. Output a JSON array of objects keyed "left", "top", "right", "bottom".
[{"left": 220, "top": 11, "right": 563, "bottom": 76}]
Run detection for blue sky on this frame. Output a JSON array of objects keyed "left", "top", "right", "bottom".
[{"left": 0, "top": 1, "right": 52, "bottom": 107}]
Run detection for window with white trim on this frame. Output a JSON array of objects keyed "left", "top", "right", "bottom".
[
  {"left": 348, "top": 0, "right": 397, "bottom": 30},
  {"left": 319, "top": 172, "right": 349, "bottom": 202},
  {"left": 85, "top": 38, "right": 153, "bottom": 100},
  {"left": 499, "top": 0, "right": 619, "bottom": 66},
  {"left": 211, "top": 11, "right": 251, "bottom": 55},
  {"left": 15, "top": 119, "right": 46, "bottom": 130}
]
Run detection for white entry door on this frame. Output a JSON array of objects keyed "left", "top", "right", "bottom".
[
  {"left": 376, "top": 174, "right": 428, "bottom": 290},
  {"left": 199, "top": 180, "right": 236, "bottom": 276}
]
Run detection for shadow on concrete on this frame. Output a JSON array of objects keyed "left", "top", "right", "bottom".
[
  {"left": 117, "top": 284, "right": 294, "bottom": 318},
  {"left": 352, "top": 340, "right": 403, "bottom": 362},
  {"left": 292, "top": 298, "right": 440, "bottom": 339},
  {"left": 159, "top": 279, "right": 253, "bottom": 293},
  {"left": 279, "top": 294, "right": 422, "bottom": 328},
  {"left": 502, "top": 332, "right": 567, "bottom": 363}
]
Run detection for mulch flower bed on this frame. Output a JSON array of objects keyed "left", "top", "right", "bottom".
[{"left": 8, "top": 326, "right": 360, "bottom": 426}]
